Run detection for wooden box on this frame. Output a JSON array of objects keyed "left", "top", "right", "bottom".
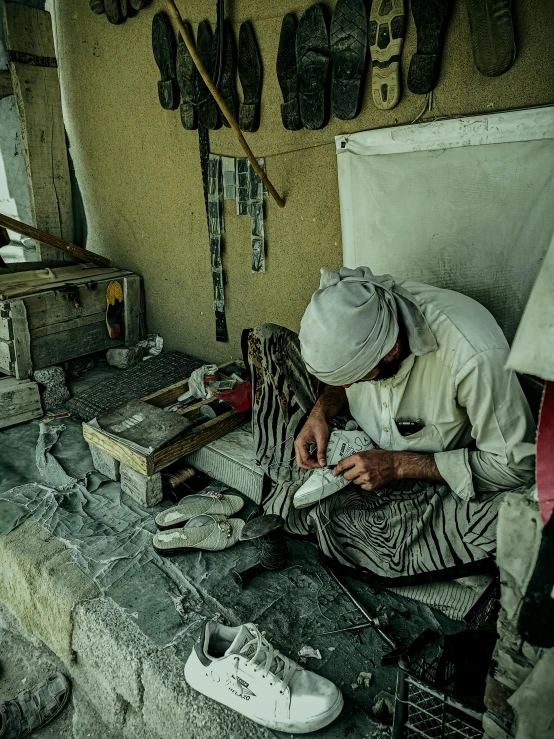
[
  {"left": 0, "top": 263, "right": 142, "bottom": 379},
  {"left": 0, "top": 377, "right": 42, "bottom": 428},
  {"left": 83, "top": 364, "right": 250, "bottom": 476}
]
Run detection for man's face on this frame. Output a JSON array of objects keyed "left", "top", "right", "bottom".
[{"left": 342, "top": 342, "right": 403, "bottom": 388}]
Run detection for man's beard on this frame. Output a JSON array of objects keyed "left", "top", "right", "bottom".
[{"left": 370, "top": 355, "right": 403, "bottom": 381}]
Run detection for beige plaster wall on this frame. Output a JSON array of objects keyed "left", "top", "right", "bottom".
[{"left": 54, "top": 0, "right": 554, "bottom": 363}]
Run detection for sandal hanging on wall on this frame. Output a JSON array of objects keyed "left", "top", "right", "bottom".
[
  {"left": 219, "top": 21, "right": 239, "bottom": 127},
  {"left": 196, "top": 21, "right": 221, "bottom": 130},
  {"left": 369, "top": 0, "right": 406, "bottom": 110},
  {"left": 238, "top": 22, "right": 262, "bottom": 132},
  {"left": 152, "top": 12, "right": 180, "bottom": 110},
  {"left": 177, "top": 24, "right": 198, "bottom": 130},
  {"left": 466, "top": 0, "right": 516, "bottom": 77},
  {"left": 104, "top": 0, "right": 123, "bottom": 25},
  {"left": 277, "top": 13, "right": 301, "bottom": 130},
  {"left": 296, "top": 4, "right": 329, "bottom": 130},
  {"left": 89, "top": 0, "right": 105, "bottom": 15},
  {"left": 331, "top": 0, "right": 368, "bottom": 120},
  {"left": 408, "top": 0, "right": 451, "bottom": 95},
  {"left": 130, "top": 0, "right": 152, "bottom": 8}
]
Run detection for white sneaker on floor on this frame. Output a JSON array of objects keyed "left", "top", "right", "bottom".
[
  {"left": 293, "top": 429, "right": 374, "bottom": 509},
  {"left": 185, "top": 621, "right": 343, "bottom": 734}
]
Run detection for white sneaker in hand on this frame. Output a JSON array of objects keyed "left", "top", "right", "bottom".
[
  {"left": 185, "top": 621, "right": 343, "bottom": 734},
  {"left": 293, "top": 429, "right": 374, "bottom": 510}
]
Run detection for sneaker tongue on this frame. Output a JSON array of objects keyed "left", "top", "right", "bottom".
[{"left": 225, "top": 625, "right": 258, "bottom": 659}]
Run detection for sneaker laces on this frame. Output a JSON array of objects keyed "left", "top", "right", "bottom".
[{"left": 235, "top": 626, "right": 299, "bottom": 694}]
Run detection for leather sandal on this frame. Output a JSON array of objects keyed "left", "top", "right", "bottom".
[
  {"left": 277, "top": 14, "right": 301, "bottom": 130},
  {"left": 408, "top": 0, "right": 452, "bottom": 95},
  {"left": 238, "top": 21, "right": 263, "bottom": 132},
  {"left": 466, "top": 0, "right": 515, "bottom": 77},
  {"left": 176, "top": 24, "right": 197, "bottom": 130},
  {"left": 0, "top": 673, "right": 71, "bottom": 739},
  {"left": 369, "top": 0, "right": 406, "bottom": 110},
  {"left": 331, "top": 0, "right": 368, "bottom": 120},
  {"left": 296, "top": 4, "right": 330, "bottom": 130},
  {"left": 196, "top": 20, "right": 221, "bottom": 130},
  {"left": 152, "top": 11, "right": 180, "bottom": 110}
]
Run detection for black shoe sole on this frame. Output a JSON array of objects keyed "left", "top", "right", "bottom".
[
  {"left": 466, "top": 0, "right": 515, "bottom": 77},
  {"left": 277, "top": 14, "right": 301, "bottom": 130},
  {"left": 238, "top": 21, "right": 262, "bottom": 132},
  {"left": 196, "top": 20, "right": 221, "bottom": 130},
  {"left": 297, "top": 4, "right": 330, "bottom": 130},
  {"left": 369, "top": 0, "right": 405, "bottom": 109},
  {"left": 89, "top": 0, "right": 105, "bottom": 15},
  {"left": 152, "top": 12, "right": 180, "bottom": 110},
  {"left": 331, "top": 0, "right": 367, "bottom": 120},
  {"left": 219, "top": 21, "right": 239, "bottom": 128},
  {"left": 104, "top": 0, "right": 123, "bottom": 25},
  {"left": 176, "top": 24, "right": 197, "bottom": 130},
  {"left": 408, "top": 0, "right": 451, "bottom": 95}
]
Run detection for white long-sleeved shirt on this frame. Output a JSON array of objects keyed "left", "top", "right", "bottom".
[{"left": 345, "top": 279, "right": 536, "bottom": 500}]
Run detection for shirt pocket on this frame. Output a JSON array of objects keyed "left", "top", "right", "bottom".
[{"left": 390, "top": 421, "right": 445, "bottom": 453}]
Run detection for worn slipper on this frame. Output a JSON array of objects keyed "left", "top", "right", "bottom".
[
  {"left": 330, "top": 0, "right": 367, "bottom": 120},
  {"left": 277, "top": 14, "right": 301, "bottom": 130},
  {"left": 219, "top": 21, "right": 239, "bottom": 128},
  {"left": 238, "top": 22, "right": 262, "bottom": 132},
  {"left": 296, "top": 4, "right": 330, "bottom": 130},
  {"left": 466, "top": 0, "right": 515, "bottom": 77},
  {"left": 104, "top": 0, "right": 122, "bottom": 25},
  {"left": 196, "top": 20, "right": 221, "bottom": 130},
  {"left": 0, "top": 673, "right": 71, "bottom": 738},
  {"left": 369, "top": 0, "right": 406, "bottom": 110},
  {"left": 155, "top": 490, "right": 245, "bottom": 530},
  {"left": 152, "top": 12, "right": 180, "bottom": 110},
  {"left": 176, "top": 25, "right": 197, "bottom": 130},
  {"left": 105, "top": 280, "right": 124, "bottom": 339},
  {"left": 89, "top": 0, "right": 105, "bottom": 15},
  {"left": 153, "top": 516, "right": 245, "bottom": 555},
  {"left": 408, "top": 0, "right": 451, "bottom": 95}
]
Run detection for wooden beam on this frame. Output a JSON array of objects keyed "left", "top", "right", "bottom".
[
  {"left": 0, "top": 212, "right": 110, "bottom": 267},
  {"left": 3, "top": 2, "right": 74, "bottom": 261},
  {"left": 0, "top": 70, "right": 13, "bottom": 100}
]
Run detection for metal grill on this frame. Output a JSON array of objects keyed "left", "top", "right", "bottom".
[{"left": 393, "top": 673, "right": 484, "bottom": 739}]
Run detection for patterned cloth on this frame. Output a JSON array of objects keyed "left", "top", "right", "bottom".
[{"left": 247, "top": 323, "right": 508, "bottom": 586}]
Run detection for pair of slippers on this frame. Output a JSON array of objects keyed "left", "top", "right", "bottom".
[
  {"left": 152, "top": 14, "right": 262, "bottom": 133},
  {"left": 90, "top": 0, "right": 150, "bottom": 26},
  {"left": 277, "top": 0, "right": 406, "bottom": 130},
  {"left": 153, "top": 490, "right": 246, "bottom": 555}
]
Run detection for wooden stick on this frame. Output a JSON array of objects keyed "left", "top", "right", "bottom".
[
  {"left": 165, "top": 0, "right": 285, "bottom": 209},
  {"left": 0, "top": 212, "right": 111, "bottom": 267}
]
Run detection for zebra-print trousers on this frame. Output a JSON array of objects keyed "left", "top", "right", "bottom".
[{"left": 246, "top": 323, "right": 505, "bottom": 585}]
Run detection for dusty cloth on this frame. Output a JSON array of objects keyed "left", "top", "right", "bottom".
[
  {"left": 298, "top": 267, "right": 436, "bottom": 385},
  {"left": 345, "top": 278, "right": 536, "bottom": 501},
  {"left": 247, "top": 323, "right": 515, "bottom": 586}
]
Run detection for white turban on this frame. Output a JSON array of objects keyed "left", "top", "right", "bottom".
[{"left": 299, "top": 267, "right": 437, "bottom": 385}]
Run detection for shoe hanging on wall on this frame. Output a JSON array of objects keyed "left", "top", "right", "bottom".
[
  {"left": 408, "top": 0, "right": 452, "bottom": 95},
  {"left": 130, "top": 0, "right": 151, "bottom": 8},
  {"left": 369, "top": 0, "right": 406, "bottom": 110},
  {"left": 89, "top": 0, "right": 105, "bottom": 15},
  {"left": 296, "top": 4, "right": 330, "bottom": 130},
  {"left": 330, "top": 0, "right": 368, "bottom": 120},
  {"left": 152, "top": 12, "right": 180, "bottom": 110},
  {"left": 185, "top": 621, "right": 344, "bottom": 733},
  {"left": 196, "top": 21, "right": 221, "bottom": 130},
  {"left": 219, "top": 21, "right": 239, "bottom": 128},
  {"left": 277, "top": 14, "right": 302, "bottom": 130},
  {"left": 176, "top": 24, "right": 198, "bottom": 130},
  {"left": 120, "top": 0, "right": 136, "bottom": 21},
  {"left": 104, "top": 0, "right": 123, "bottom": 25},
  {"left": 466, "top": 0, "right": 516, "bottom": 77},
  {"left": 238, "top": 22, "right": 263, "bottom": 132}
]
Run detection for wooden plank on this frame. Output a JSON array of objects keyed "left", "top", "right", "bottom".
[
  {"left": 0, "top": 378, "right": 42, "bottom": 428},
  {"left": 0, "top": 70, "right": 13, "bottom": 100},
  {"left": 3, "top": 3, "right": 73, "bottom": 261},
  {"left": 82, "top": 422, "right": 150, "bottom": 476},
  {"left": 0, "top": 339, "right": 14, "bottom": 374},
  {"left": 31, "top": 320, "right": 124, "bottom": 369},
  {"left": 10, "top": 300, "right": 32, "bottom": 379},
  {"left": 24, "top": 285, "right": 110, "bottom": 331},
  {"left": 0, "top": 312, "right": 10, "bottom": 340},
  {"left": 123, "top": 275, "right": 141, "bottom": 346},
  {"left": 0, "top": 265, "right": 128, "bottom": 299},
  {"left": 31, "top": 312, "right": 102, "bottom": 339}
]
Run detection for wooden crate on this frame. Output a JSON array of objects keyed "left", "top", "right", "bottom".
[
  {"left": 0, "top": 377, "right": 42, "bottom": 428},
  {"left": 0, "top": 263, "right": 142, "bottom": 378},
  {"left": 82, "top": 366, "right": 250, "bottom": 476}
]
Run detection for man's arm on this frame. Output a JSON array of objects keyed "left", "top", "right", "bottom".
[
  {"left": 295, "top": 385, "right": 348, "bottom": 469},
  {"left": 333, "top": 450, "right": 444, "bottom": 490}
]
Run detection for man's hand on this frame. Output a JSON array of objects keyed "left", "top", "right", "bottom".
[
  {"left": 333, "top": 450, "right": 444, "bottom": 490},
  {"left": 295, "top": 410, "right": 330, "bottom": 470},
  {"left": 333, "top": 450, "right": 398, "bottom": 490}
]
